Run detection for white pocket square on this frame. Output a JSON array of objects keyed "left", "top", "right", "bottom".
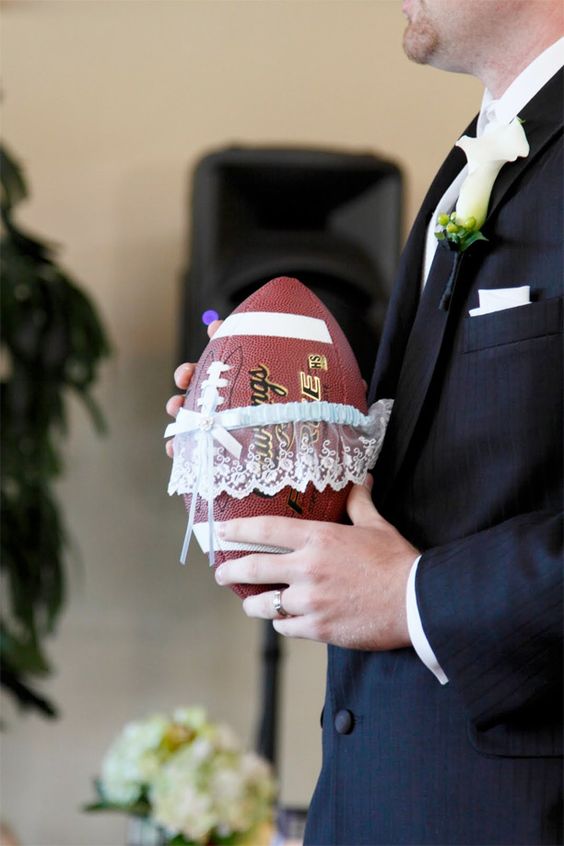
[{"left": 469, "top": 285, "right": 531, "bottom": 316}]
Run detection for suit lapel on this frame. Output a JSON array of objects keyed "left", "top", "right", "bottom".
[
  {"left": 373, "top": 242, "right": 463, "bottom": 504},
  {"left": 372, "top": 67, "right": 563, "bottom": 506},
  {"left": 368, "top": 135, "right": 471, "bottom": 402},
  {"left": 486, "top": 68, "right": 563, "bottom": 225}
]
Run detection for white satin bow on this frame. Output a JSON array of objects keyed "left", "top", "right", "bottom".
[{"left": 165, "top": 362, "right": 240, "bottom": 567}]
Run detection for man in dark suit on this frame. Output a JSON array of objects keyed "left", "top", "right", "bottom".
[{"left": 167, "top": 2, "right": 563, "bottom": 842}]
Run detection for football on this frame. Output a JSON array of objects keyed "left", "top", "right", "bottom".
[{"left": 172, "top": 276, "right": 368, "bottom": 598}]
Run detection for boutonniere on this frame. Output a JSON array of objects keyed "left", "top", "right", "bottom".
[{"left": 434, "top": 117, "right": 529, "bottom": 308}]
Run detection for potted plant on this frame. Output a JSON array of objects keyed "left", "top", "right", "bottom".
[{"left": 0, "top": 143, "right": 111, "bottom": 719}]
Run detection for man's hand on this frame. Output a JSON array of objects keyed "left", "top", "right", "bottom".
[
  {"left": 214, "top": 479, "right": 418, "bottom": 651},
  {"left": 166, "top": 319, "right": 414, "bottom": 652},
  {"left": 165, "top": 320, "right": 223, "bottom": 458}
]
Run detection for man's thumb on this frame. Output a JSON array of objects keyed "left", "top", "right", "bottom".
[{"left": 346, "top": 476, "right": 380, "bottom": 527}]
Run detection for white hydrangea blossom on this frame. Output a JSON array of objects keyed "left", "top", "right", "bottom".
[
  {"left": 100, "top": 713, "right": 169, "bottom": 805},
  {"left": 212, "top": 722, "right": 241, "bottom": 754},
  {"left": 172, "top": 706, "right": 208, "bottom": 731}
]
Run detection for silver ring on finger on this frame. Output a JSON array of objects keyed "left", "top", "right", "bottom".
[{"left": 273, "top": 589, "right": 291, "bottom": 619}]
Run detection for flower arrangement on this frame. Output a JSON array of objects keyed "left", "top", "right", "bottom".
[{"left": 85, "top": 707, "right": 276, "bottom": 845}]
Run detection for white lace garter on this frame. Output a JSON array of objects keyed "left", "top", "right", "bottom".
[{"left": 164, "top": 361, "right": 393, "bottom": 565}]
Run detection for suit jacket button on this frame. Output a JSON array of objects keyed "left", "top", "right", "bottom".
[{"left": 334, "top": 709, "right": 354, "bottom": 735}]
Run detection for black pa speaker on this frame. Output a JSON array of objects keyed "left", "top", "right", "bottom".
[{"left": 180, "top": 146, "right": 403, "bottom": 381}]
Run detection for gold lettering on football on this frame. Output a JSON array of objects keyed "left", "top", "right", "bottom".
[
  {"left": 299, "top": 372, "right": 321, "bottom": 401},
  {"left": 248, "top": 364, "right": 289, "bottom": 469},
  {"left": 249, "top": 364, "right": 288, "bottom": 405},
  {"left": 308, "top": 353, "right": 328, "bottom": 371}
]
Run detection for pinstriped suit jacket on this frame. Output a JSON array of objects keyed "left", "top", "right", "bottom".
[{"left": 304, "top": 69, "right": 563, "bottom": 845}]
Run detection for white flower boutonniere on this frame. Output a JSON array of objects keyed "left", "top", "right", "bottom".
[{"left": 435, "top": 117, "right": 530, "bottom": 252}]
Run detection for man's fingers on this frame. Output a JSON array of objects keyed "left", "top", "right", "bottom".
[
  {"left": 242, "top": 587, "right": 297, "bottom": 620},
  {"left": 219, "top": 515, "right": 311, "bottom": 551},
  {"left": 241, "top": 588, "right": 322, "bottom": 642},
  {"left": 172, "top": 320, "right": 221, "bottom": 390},
  {"left": 215, "top": 552, "right": 296, "bottom": 587},
  {"left": 174, "top": 362, "right": 195, "bottom": 390},
  {"left": 166, "top": 394, "right": 186, "bottom": 418},
  {"left": 207, "top": 319, "right": 223, "bottom": 338},
  {"left": 272, "top": 616, "right": 317, "bottom": 640}
]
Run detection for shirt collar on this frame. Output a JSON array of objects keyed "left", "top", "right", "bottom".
[{"left": 477, "top": 35, "right": 564, "bottom": 137}]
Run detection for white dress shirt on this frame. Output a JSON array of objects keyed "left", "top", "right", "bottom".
[{"left": 405, "top": 36, "right": 564, "bottom": 685}]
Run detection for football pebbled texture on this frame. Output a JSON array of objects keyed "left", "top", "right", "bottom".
[{"left": 182, "top": 276, "right": 367, "bottom": 598}]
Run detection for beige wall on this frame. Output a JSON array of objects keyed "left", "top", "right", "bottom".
[{"left": 0, "top": 2, "right": 482, "bottom": 844}]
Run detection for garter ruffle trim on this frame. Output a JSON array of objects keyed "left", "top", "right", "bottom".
[{"left": 166, "top": 399, "right": 393, "bottom": 501}]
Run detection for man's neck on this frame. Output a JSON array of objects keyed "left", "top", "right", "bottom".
[{"left": 477, "top": 32, "right": 563, "bottom": 98}]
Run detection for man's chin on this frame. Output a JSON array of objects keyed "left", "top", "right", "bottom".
[{"left": 402, "top": 20, "right": 439, "bottom": 65}]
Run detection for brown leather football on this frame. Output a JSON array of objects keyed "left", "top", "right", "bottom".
[{"left": 177, "top": 276, "right": 367, "bottom": 598}]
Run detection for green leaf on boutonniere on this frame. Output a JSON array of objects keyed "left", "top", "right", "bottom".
[
  {"left": 460, "top": 230, "right": 489, "bottom": 251},
  {"left": 435, "top": 220, "right": 489, "bottom": 254}
]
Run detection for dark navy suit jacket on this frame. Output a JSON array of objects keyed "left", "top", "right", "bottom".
[{"left": 304, "top": 69, "right": 563, "bottom": 845}]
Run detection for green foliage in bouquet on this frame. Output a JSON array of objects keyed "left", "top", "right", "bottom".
[
  {"left": 84, "top": 707, "right": 277, "bottom": 846},
  {"left": 0, "top": 142, "right": 111, "bottom": 720}
]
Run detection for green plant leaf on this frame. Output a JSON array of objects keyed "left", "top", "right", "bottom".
[
  {"left": 0, "top": 665, "right": 58, "bottom": 718},
  {"left": 0, "top": 144, "right": 29, "bottom": 212},
  {"left": 82, "top": 798, "right": 151, "bottom": 816},
  {"left": 81, "top": 800, "right": 151, "bottom": 816},
  {"left": 0, "top": 625, "right": 52, "bottom": 675}
]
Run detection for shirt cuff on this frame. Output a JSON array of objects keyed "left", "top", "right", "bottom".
[{"left": 406, "top": 555, "right": 449, "bottom": 685}]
